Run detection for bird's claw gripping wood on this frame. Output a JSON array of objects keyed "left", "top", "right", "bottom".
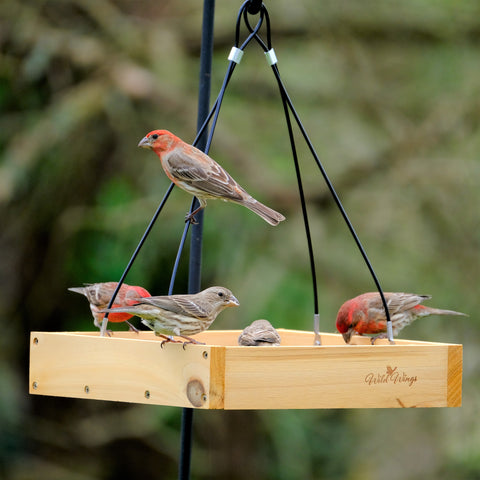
[
  {"left": 157, "top": 334, "right": 180, "bottom": 348},
  {"left": 180, "top": 335, "right": 206, "bottom": 349},
  {"left": 156, "top": 333, "right": 205, "bottom": 349}
]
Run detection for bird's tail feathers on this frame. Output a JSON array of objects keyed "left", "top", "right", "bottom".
[
  {"left": 243, "top": 199, "right": 285, "bottom": 226},
  {"left": 427, "top": 307, "right": 468, "bottom": 317}
]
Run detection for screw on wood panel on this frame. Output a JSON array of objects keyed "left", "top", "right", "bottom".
[
  {"left": 202, "top": 351, "right": 208, "bottom": 359},
  {"left": 32, "top": 381, "right": 38, "bottom": 390},
  {"left": 186, "top": 379, "right": 206, "bottom": 407},
  {"left": 84, "top": 385, "right": 90, "bottom": 394},
  {"left": 145, "top": 390, "right": 151, "bottom": 399},
  {"left": 33, "top": 337, "right": 38, "bottom": 345}
]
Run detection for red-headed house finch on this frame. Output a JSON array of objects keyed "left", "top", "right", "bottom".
[
  {"left": 137, "top": 130, "right": 285, "bottom": 226},
  {"left": 100, "top": 286, "right": 239, "bottom": 344},
  {"left": 68, "top": 282, "right": 151, "bottom": 331},
  {"left": 336, "top": 292, "right": 467, "bottom": 344},
  {"left": 238, "top": 319, "right": 281, "bottom": 346}
]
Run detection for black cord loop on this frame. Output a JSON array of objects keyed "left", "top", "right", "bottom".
[{"left": 246, "top": 0, "right": 263, "bottom": 15}]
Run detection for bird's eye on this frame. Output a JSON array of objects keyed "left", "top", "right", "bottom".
[
  {"left": 218, "top": 291, "right": 224, "bottom": 297},
  {"left": 151, "top": 133, "right": 159, "bottom": 140}
]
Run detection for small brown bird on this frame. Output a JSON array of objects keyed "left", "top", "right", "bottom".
[
  {"left": 336, "top": 292, "right": 467, "bottom": 344},
  {"left": 68, "top": 282, "right": 151, "bottom": 331},
  {"left": 138, "top": 129, "right": 285, "bottom": 225},
  {"left": 238, "top": 319, "right": 281, "bottom": 346},
  {"left": 100, "top": 286, "right": 239, "bottom": 344}
]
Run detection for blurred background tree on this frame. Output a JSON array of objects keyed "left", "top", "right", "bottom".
[{"left": 1, "top": 0, "right": 479, "bottom": 479}]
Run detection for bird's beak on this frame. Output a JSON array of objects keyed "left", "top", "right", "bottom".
[
  {"left": 138, "top": 135, "right": 153, "bottom": 149},
  {"left": 228, "top": 295, "right": 240, "bottom": 307},
  {"left": 342, "top": 329, "right": 353, "bottom": 344}
]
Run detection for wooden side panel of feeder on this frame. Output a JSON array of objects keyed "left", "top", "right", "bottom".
[
  {"left": 222, "top": 345, "right": 459, "bottom": 410},
  {"left": 29, "top": 329, "right": 462, "bottom": 410},
  {"left": 29, "top": 332, "right": 216, "bottom": 408},
  {"left": 217, "top": 329, "right": 462, "bottom": 409}
]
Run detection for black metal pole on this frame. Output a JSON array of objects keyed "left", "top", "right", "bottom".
[{"left": 178, "top": 1, "right": 215, "bottom": 479}]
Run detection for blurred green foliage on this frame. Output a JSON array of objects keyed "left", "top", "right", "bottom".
[{"left": 1, "top": 0, "right": 479, "bottom": 479}]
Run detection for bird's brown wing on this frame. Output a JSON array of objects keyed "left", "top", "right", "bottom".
[
  {"left": 165, "top": 150, "right": 245, "bottom": 201},
  {"left": 383, "top": 292, "right": 431, "bottom": 315},
  {"left": 137, "top": 295, "right": 209, "bottom": 319}
]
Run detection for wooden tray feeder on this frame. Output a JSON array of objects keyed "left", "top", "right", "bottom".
[{"left": 29, "top": 328, "right": 462, "bottom": 409}]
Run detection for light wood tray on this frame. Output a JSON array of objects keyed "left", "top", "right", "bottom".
[{"left": 29, "top": 329, "right": 462, "bottom": 409}]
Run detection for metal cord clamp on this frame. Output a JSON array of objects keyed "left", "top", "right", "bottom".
[
  {"left": 313, "top": 313, "right": 321, "bottom": 345},
  {"left": 228, "top": 47, "right": 244, "bottom": 64},
  {"left": 265, "top": 48, "right": 277, "bottom": 65}
]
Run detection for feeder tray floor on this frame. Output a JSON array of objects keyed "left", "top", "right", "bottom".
[{"left": 29, "top": 329, "right": 462, "bottom": 409}]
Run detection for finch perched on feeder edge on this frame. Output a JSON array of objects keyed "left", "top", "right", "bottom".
[
  {"left": 138, "top": 129, "right": 286, "bottom": 225},
  {"left": 238, "top": 319, "right": 281, "bottom": 346},
  {"left": 100, "top": 286, "right": 239, "bottom": 345},
  {"left": 336, "top": 292, "right": 467, "bottom": 344},
  {"left": 68, "top": 282, "right": 151, "bottom": 331}
]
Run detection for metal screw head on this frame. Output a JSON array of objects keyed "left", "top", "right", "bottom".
[
  {"left": 202, "top": 351, "right": 208, "bottom": 359},
  {"left": 32, "top": 381, "right": 38, "bottom": 390},
  {"left": 84, "top": 385, "right": 90, "bottom": 394},
  {"left": 144, "top": 390, "right": 151, "bottom": 399},
  {"left": 33, "top": 337, "right": 39, "bottom": 345}
]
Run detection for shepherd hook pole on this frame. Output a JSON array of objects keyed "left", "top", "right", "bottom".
[{"left": 178, "top": 1, "right": 215, "bottom": 480}]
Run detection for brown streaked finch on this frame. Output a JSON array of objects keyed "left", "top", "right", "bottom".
[
  {"left": 68, "top": 282, "right": 151, "bottom": 331},
  {"left": 100, "top": 286, "right": 239, "bottom": 345},
  {"left": 137, "top": 129, "right": 285, "bottom": 226},
  {"left": 238, "top": 319, "right": 281, "bottom": 346},
  {"left": 336, "top": 292, "right": 467, "bottom": 344}
]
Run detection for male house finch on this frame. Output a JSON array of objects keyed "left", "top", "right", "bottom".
[
  {"left": 138, "top": 129, "right": 286, "bottom": 226},
  {"left": 68, "top": 282, "right": 151, "bottom": 331},
  {"left": 100, "top": 286, "right": 239, "bottom": 344},
  {"left": 336, "top": 292, "right": 467, "bottom": 344},
  {"left": 238, "top": 319, "right": 281, "bottom": 346}
]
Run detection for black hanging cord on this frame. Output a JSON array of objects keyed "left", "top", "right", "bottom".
[
  {"left": 243, "top": 7, "right": 321, "bottom": 343},
  {"left": 242, "top": 4, "right": 394, "bottom": 342},
  {"left": 99, "top": 183, "right": 175, "bottom": 336}
]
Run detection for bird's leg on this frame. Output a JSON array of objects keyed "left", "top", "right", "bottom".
[
  {"left": 185, "top": 204, "right": 205, "bottom": 224},
  {"left": 126, "top": 320, "right": 139, "bottom": 333},
  {"left": 155, "top": 333, "right": 181, "bottom": 348},
  {"left": 179, "top": 335, "right": 206, "bottom": 349},
  {"left": 95, "top": 317, "right": 112, "bottom": 336},
  {"left": 370, "top": 333, "right": 395, "bottom": 345}
]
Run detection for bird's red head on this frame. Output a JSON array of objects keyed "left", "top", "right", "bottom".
[
  {"left": 137, "top": 129, "right": 179, "bottom": 152},
  {"left": 336, "top": 300, "right": 356, "bottom": 343}
]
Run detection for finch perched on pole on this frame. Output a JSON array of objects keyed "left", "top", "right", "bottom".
[
  {"left": 100, "top": 286, "right": 239, "bottom": 345},
  {"left": 137, "top": 129, "right": 286, "bottom": 226},
  {"left": 68, "top": 282, "right": 151, "bottom": 331},
  {"left": 238, "top": 319, "right": 281, "bottom": 346},
  {"left": 336, "top": 292, "right": 467, "bottom": 344}
]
